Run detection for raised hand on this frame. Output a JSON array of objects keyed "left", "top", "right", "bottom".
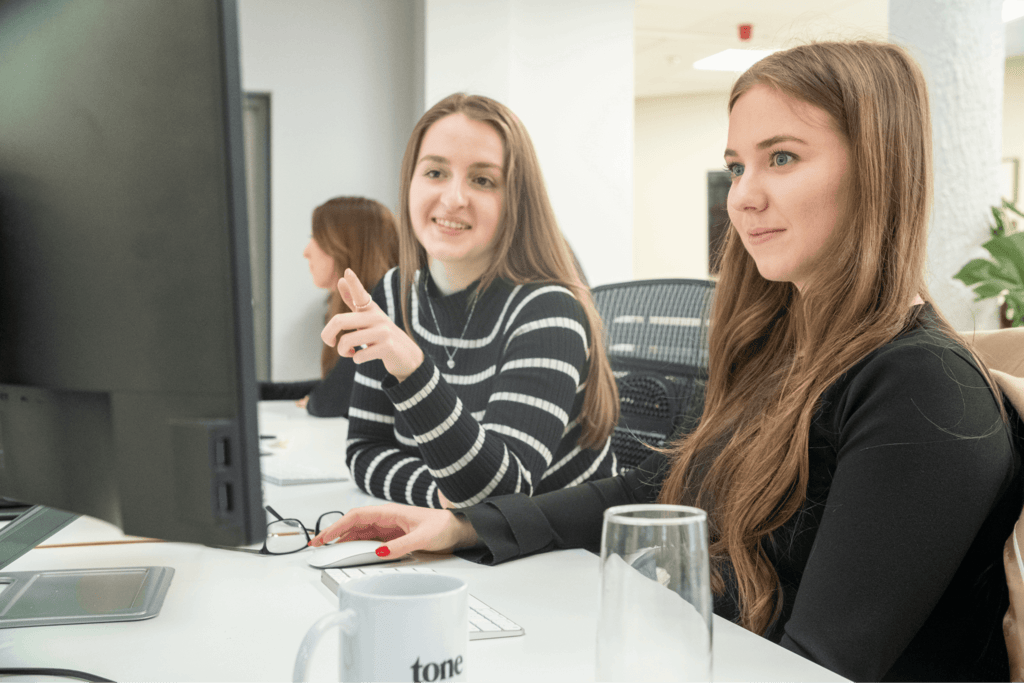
[
  {"left": 308, "top": 503, "right": 478, "bottom": 559},
  {"left": 321, "top": 268, "right": 425, "bottom": 382}
]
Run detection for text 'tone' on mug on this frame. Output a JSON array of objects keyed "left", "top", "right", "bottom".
[{"left": 293, "top": 572, "right": 468, "bottom": 682}]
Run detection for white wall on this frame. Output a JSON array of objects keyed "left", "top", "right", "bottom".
[
  {"left": 422, "top": 0, "right": 512, "bottom": 106},
  {"left": 634, "top": 92, "right": 729, "bottom": 280},
  {"left": 237, "top": 0, "right": 416, "bottom": 381},
  {"left": 423, "top": 0, "right": 635, "bottom": 288}
]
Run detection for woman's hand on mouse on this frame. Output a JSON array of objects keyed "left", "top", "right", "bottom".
[
  {"left": 321, "top": 268, "right": 424, "bottom": 382},
  {"left": 308, "top": 503, "right": 478, "bottom": 558}
]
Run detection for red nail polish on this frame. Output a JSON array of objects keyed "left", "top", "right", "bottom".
[{"left": 375, "top": 546, "right": 390, "bottom": 557}]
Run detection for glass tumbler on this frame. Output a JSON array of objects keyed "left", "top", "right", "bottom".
[{"left": 596, "top": 504, "right": 712, "bottom": 682}]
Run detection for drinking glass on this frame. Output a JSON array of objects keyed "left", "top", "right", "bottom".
[{"left": 596, "top": 504, "right": 712, "bottom": 682}]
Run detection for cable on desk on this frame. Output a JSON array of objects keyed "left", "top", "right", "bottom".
[{"left": 0, "top": 668, "right": 115, "bottom": 682}]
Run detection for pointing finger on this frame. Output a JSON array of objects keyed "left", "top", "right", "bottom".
[
  {"left": 344, "top": 268, "right": 373, "bottom": 311},
  {"left": 336, "top": 275, "right": 354, "bottom": 306}
]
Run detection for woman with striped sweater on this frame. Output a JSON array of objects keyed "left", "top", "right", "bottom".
[{"left": 320, "top": 93, "right": 619, "bottom": 509}]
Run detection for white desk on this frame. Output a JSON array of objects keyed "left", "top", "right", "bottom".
[{"left": 0, "top": 402, "right": 847, "bottom": 682}]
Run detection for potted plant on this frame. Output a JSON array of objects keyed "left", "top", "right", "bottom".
[{"left": 953, "top": 199, "right": 1024, "bottom": 328}]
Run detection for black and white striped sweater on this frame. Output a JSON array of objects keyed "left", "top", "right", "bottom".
[{"left": 345, "top": 267, "right": 616, "bottom": 508}]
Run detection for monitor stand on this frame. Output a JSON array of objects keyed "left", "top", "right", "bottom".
[{"left": 0, "top": 506, "right": 173, "bottom": 628}]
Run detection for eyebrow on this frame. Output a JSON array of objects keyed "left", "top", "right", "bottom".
[
  {"left": 417, "top": 154, "right": 502, "bottom": 171},
  {"left": 723, "top": 135, "right": 809, "bottom": 158}
]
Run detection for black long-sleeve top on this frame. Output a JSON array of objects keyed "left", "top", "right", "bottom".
[
  {"left": 258, "top": 355, "right": 356, "bottom": 417},
  {"left": 456, "top": 307, "right": 1023, "bottom": 682}
]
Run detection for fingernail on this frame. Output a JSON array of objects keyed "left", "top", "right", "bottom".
[{"left": 375, "top": 546, "right": 390, "bottom": 557}]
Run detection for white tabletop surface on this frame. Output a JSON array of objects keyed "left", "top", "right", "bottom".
[{"left": 0, "top": 401, "right": 848, "bottom": 682}]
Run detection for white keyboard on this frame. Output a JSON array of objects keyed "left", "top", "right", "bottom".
[
  {"left": 321, "top": 565, "right": 524, "bottom": 640},
  {"left": 260, "top": 456, "right": 349, "bottom": 486}
]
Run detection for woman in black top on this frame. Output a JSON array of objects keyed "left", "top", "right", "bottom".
[
  {"left": 311, "top": 42, "right": 1023, "bottom": 681},
  {"left": 259, "top": 196, "right": 398, "bottom": 416}
]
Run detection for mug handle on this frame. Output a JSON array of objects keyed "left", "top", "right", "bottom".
[{"left": 293, "top": 609, "right": 357, "bottom": 683}]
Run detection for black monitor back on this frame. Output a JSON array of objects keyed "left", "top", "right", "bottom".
[{"left": 0, "top": 0, "right": 264, "bottom": 546}]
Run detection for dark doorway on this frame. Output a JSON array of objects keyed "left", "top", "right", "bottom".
[{"left": 707, "top": 170, "right": 730, "bottom": 275}]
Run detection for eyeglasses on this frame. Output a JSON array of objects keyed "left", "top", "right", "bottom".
[{"left": 260, "top": 505, "right": 344, "bottom": 555}]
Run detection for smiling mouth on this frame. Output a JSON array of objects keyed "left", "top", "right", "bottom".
[
  {"left": 747, "top": 228, "right": 785, "bottom": 244},
  {"left": 434, "top": 217, "right": 470, "bottom": 230}
]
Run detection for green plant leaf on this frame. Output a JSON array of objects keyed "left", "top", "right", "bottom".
[
  {"left": 1005, "top": 292, "right": 1024, "bottom": 327},
  {"left": 971, "top": 282, "right": 1008, "bottom": 300},
  {"left": 954, "top": 208, "right": 1024, "bottom": 311},
  {"left": 953, "top": 258, "right": 1012, "bottom": 287},
  {"left": 992, "top": 206, "right": 1007, "bottom": 237},
  {"left": 1003, "top": 199, "right": 1024, "bottom": 220},
  {"left": 982, "top": 232, "right": 1024, "bottom": 287}
]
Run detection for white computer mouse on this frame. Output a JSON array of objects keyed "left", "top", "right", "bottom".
[{"left": 306, "top": 540, "right": 408, "bottom": 569}]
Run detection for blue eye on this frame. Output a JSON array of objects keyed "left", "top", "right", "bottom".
[
  {"left": 772, "top": 151, "right": 794, "bottom": 166},
  {"left": 727, "top": 163, "right": 744, "bottom": 178}
]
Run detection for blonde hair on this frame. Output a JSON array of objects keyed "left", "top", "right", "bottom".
[
  {"left": 657, "top": 41, "right": 980, "bottom": 634},
  {"left": 395, "top": 93, "right": 618, "bottom": 448},
  {"left": 312, "top": 197, "right": 399, "bottom": 377}
]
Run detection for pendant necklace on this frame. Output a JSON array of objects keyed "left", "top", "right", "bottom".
[{"left": 424, "top": 287, "right": 479, "bottom": 369}]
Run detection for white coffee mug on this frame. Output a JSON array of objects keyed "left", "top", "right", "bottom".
[{"left": 293, "top": 572, "right": 468, "bottom": 682}]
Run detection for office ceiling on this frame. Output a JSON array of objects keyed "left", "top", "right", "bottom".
[{"left": 636, "top": 0, "right": 889, "bottom": 98}]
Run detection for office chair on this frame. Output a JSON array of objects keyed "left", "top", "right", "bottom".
[{"left": 591, "top": 278, "right": 715, "bottom": 471}]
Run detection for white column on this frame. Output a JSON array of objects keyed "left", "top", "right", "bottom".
[
  {"left": 422, "top": 0, "right": 634, "bottom": 287},
  {"left": 890, "top": 0, "right": 1004, "bottom": 330}
]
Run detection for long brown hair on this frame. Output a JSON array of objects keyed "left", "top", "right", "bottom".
[
  {"left": 395, "top": 93, "right": 618, "bottom": 448},
  {"left": 657, "top": 41, "right": 984, "bottom": 634},
  {"left": 312, "top": 196, "right": 399, "bottom": 377}
]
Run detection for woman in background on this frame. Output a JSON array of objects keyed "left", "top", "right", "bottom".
[
  {"left": 312, "top": 43, "right": 1023, "bottom": 681},
  {"left": 318, "top": 93, "right": 620, "bottom": 509},
  {"left": 260, "top": 196, "right": 398, "bottom": 417}
]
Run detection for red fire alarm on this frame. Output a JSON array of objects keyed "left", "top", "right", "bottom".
[{"left": 739, "top": 24, "right": 752, "bottom": 41}]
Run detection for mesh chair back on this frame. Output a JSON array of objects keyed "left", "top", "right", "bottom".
[{"left": 591, "top": 278, "right": 715, "bottom": 470}]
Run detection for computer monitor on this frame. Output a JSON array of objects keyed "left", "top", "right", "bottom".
[{"left": 0, "top": 0, "right": 264, "bottom": 561}]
